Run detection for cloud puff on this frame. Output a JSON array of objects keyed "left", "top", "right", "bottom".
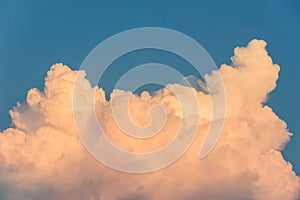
[{"left": 0, "top": 39, "right": 299, "bottom": 200}]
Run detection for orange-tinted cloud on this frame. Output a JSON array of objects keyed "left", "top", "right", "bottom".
[{"left": 0, "top": 40, "right": 299, "bottom": 200}]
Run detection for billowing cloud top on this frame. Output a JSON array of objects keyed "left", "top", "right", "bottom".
[{"left": 0, "top": 40, "right": 299, "bottom": 200}]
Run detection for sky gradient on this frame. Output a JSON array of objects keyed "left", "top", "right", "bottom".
[{"left": 0, "top": 0, "right": 299, "bottom": 176}]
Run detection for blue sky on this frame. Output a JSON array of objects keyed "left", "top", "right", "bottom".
[{"left": 0, "top": 0, "right": 299, "bottom": 174}]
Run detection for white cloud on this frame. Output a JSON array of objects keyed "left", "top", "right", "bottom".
[{"left": 0, "top": 39, "right": 299, "bottom": 200}]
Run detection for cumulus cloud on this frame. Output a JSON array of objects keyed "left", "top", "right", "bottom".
[{"left": 0, "top": 39, "right": 299, "bottom": 200}]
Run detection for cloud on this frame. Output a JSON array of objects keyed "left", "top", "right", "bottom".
[{"left": 0, "top": 39, "right": 299, "bottom": 200}]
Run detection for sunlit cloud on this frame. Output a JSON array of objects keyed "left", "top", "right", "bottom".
[{"left": 0, "top": 40, "right": 299, "bottom": 200}]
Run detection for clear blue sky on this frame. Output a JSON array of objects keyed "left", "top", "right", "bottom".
[{"left": 0, "top": 0, "right": 299, "bottom": 174}]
